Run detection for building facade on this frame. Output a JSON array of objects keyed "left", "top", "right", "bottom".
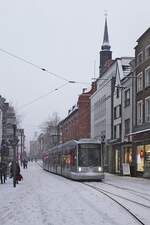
[
  {"left": 111, "top": 59, "right": 134, "bottom": 174},
  {"left": 132, "top": 27, "right": 150, "bottom": 178},
  {"left": 59, "top": 82, "right": 96, "bottom": 143}
]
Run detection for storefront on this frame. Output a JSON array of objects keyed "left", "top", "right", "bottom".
[
  {"left": 136, "top": 144, "right": 150, "bottom": 177},
  {"left": 132, "top": 130, "right": 150, "bottom": 178},
  {"left": 124, "top": 146, "right": 132, "bottom": 164}
]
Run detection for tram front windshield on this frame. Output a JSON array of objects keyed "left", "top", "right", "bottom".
[{"left": 78, "top": 144, "right": 101, "bottom": 167}]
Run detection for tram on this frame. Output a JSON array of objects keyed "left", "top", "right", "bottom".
[{"left": 43, "top": 139, "right": 104, "bottom": 181}]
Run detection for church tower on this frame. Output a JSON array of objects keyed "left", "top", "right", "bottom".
[{"left": 99, "top": 15, "right": 112, "bottom": 76}]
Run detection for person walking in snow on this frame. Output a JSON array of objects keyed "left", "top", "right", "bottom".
[
  {"left": 0, "top": 162, "right": 7, "bottom": 184},
  {"left": 10, "top": 161, "right": 22, "bottom": 183},
  {"left": 23, "top": 159, "right": 28, "bottom": 169}
]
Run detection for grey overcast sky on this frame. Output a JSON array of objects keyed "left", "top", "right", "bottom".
[{"left": 0, "top": 0, "right": 149, "bottom": 145}]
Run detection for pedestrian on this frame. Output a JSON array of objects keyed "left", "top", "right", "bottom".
[
  {"left": 23, "top": 159, "right": 28, "bottom": 169},
  {"left": 10, "top": 161, "right": 23, "bottom": 183},
  {"left": 16, "top": 162, "right": 23, "bottom": 183},
  {"left": 0, "top": 162, "right": 7, "bottom": 184}
]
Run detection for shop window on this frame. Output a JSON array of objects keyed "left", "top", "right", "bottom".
[
  {"left": 115, "top": 149, "right": 120, "bottom": 173},
  {"left": 145, "top": 96, "right": 150, "bottom": 122},
  {"left": 137, "top": 145, "right": 144, "bottom": 172},
  {"left": 124, "top": 147, "right": 132, "bottom": 164},
  {"left": 145, "top": 145, "right": 150, "bottom": 169}
]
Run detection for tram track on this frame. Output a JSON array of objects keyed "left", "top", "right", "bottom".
[
  {"left": 87, "top": 183, "right": 150, "bottom": 208},
  {"left": 82, "top": 182, "right": 146, "bottom": 225},
  {"left": 39, "top": 163, "right": 148, "bottom": 224},
  {"left": 103, "top": 182, "right": 150, "bottom": 200}
]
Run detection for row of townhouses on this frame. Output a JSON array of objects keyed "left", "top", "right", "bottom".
[
  {"left": 0, "top": 96, "right": 25, "bottom": 165},
  {"left": 33, "top": 19, "right": 150, "bottom": 178}
]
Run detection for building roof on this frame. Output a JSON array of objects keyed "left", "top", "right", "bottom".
[{"left": 136, "top": 27, "right": 150, "bottom": 42}]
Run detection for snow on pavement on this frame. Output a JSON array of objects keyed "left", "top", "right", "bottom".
[{"left": 0, "top": 163, "right": 146, "bottom": 225}]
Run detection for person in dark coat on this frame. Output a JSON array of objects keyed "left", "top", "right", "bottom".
[
  {"left": 0, "top": 162, "right": 7, "bottom": 184},
  {"left": 23, "top": 159, "right": 28, "bottom": 169},
  {"left": 10, "top": 161, "right": 22, "bottom": 183}
]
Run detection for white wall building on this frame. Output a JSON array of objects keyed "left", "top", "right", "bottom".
[
  {"left": 91, "top": 61, "right": 116, "bottom": 141},
  {"left": 91, "top": 57, "right": 133, "bottom": 172},
  {"left": 112, "top": 58, "right": 134, "bottom": 173}
]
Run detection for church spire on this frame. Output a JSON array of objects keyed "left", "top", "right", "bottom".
[
  {"left": 102, "top": 15, "right": 110, "bottom": 50},
  {"left": 99, "top": 13, "right": 112, "bottom": 76}
]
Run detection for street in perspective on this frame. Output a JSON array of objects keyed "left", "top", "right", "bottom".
[
  {"left": 0, "top": 162, "right": 150, "bottom": 225},
  {"left": 0, "top": 1, "right": 150, "bottom": 225}
]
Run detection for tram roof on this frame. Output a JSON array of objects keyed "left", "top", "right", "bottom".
[
  {"left": 76, "top": 139, "right": 101, "bottom": 144},
  {"left": 46, "top": 139, "right": 101, "bottom": 153}
]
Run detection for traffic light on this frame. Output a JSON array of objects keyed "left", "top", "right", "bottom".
[{"left": 101, "top": 135, "right": 105, "bottom": 144}]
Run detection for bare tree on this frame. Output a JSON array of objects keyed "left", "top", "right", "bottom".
[
  {"left": 40, "top": 112, "right": 61, "bottom": 133},
  {"left": 39, "top": 112, "right": 61, "bottom": 152}
]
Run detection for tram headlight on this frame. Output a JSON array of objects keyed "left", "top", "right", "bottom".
[
  {"left": 78, "top": 167, "right": 82, "bottom": 172},
  {"left": 98, "top": 167, "right": 102, "bottom": 172}
]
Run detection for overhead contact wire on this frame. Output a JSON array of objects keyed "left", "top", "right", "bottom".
[{"left": 19, "top": 82, "right": 68, "bottom": 110}]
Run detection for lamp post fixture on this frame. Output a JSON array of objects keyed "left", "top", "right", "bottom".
[{"left": 101, "top": 134, "right": 105, "bottom": 171}]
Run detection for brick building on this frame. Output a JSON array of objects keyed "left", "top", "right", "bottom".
[{"left": 59, "top": 82, "right": 96, "bottom": 143}]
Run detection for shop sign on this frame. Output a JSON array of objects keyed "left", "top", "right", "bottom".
[{"left": 122, "top": 163, "right": 130, "bottom": 175}]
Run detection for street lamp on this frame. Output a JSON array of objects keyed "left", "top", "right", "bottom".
[{"left": 101, "top": 134, "right": 105, "bottom": 171}]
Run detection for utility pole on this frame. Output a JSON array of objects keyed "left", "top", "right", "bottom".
[
  {"left": 20, "top": 129, "right": 23, "bottom": 166},
  {"left": 101, "top": 134, "right": 105, "bottom": 172}
]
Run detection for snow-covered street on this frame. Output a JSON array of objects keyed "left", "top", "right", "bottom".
[{"left": 0, "top": 162, "right": 150, "bottom": 225}]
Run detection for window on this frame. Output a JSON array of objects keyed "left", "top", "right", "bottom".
[
  {"left": 145, "top": 45, "right": 150, "bottom": 59},
  {"left": 137, "top": 145, "right": 144, "bottom": 172},
  {"left": 145, "top": 96, "right": 150, "bottom": 122},
  {"left": 125, "top": 119, "right": 130, "bottom": 135},
  {"left": 124, "top": 89, "right": 130, "bottom": 107},
  {"left": 114, "top": 124, "right": 121, "bottom": 139},
  {"left": 137, "top": 52, "right": 143, "bottom": 65},
  {"left": 137, "top": 100, "right": 143, "bottom": 125},
  {"left": 114, "top": 105, "right": 121, "bottom": 119},
  {"left": 137, "top": 72, "right": 143, "bottom": 92},
  {"left": 116, "top": 86, "right": 119, "bottom": 98},
  {"left": 145, "top": 67, "right": 150, "bottom": 88}
]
